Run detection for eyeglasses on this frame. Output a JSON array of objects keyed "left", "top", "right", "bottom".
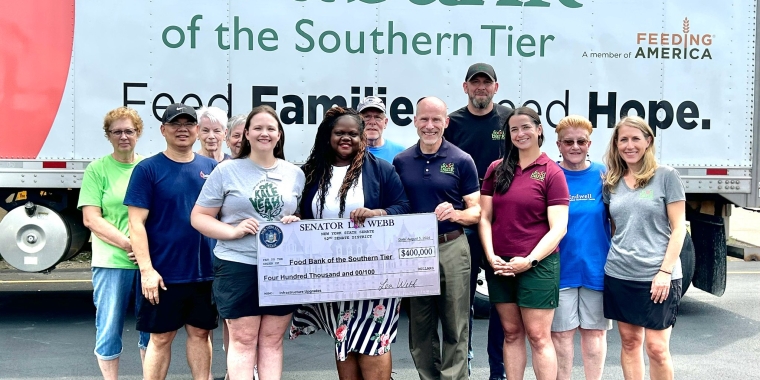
[
  {"left": 109, "top": 129, "right": 136, "bottom": 137},
  {"left": 362, "top": 115, "right": 385, "bottom": 122},
  {"left": 165, "top": 122, "right": 198, "bottom": 129},
  {"left": 560, "top": 139, "right": 589, "bottom": 147}
]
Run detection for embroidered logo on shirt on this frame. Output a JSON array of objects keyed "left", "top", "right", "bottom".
[
  {"left": 492, "top": 130, "right": 505, "bottom": 140},
  {"left": 639, "top": 189, "right": 654, "bottom": 199},
  {"left": 530, "top": 171, "right": 546, "bottom": 182},
  {"left": 199, "top": 171, "right": 209, "bottom": 179},
  {"left": 250, "top": 180, "right": 284, "bottom": 221},
  {"left": 440, "top": 163, "right": 455, "bottom": 174}
]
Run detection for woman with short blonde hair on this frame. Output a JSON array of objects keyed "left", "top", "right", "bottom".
[{"left": 550, "top": 115, "right": 612, "bottom": 380}]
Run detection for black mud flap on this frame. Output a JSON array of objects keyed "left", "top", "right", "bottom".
[
  {"left": 680, "top": 232, "right": 695, "bottom": 296},
  {"left": 687, "top": 211, "right": 727, "bottom": 297}
]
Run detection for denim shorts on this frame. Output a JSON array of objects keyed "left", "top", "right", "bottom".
[{"left": 92, "top": 267, "right": 151, "bottom": 360}]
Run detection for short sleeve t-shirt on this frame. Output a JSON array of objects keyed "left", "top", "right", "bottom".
[
  {"left": 394, "top": 140, "right": 480, "bottom": 234},
  {"left": 123, "top": 153, "right": 217, "bottom": 284},
  {"left": 312, "top": 165, "right": 365, "bottom": 219},
  {"left": 604, "top": 166, "right": 686, "bottom": 281},
  {"left": 196, "top": 158, "right": 305, "bottom": 265},
  {"left": 558, "top": 162, "right": 610, "bottom": 290},
  {"left": 481, "top": 153, "right": 569, "bottom": 258},
  {"left": 78, "top": 154, "right": 143, "bottom": 269},
  {"left": 444, "top": 104, "right": 513, "bottom": 179},
  {"left": 368, "top": 140, "right": 406, "bottom": 163}
]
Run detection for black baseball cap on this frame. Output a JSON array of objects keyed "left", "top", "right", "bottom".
[
  {"left": 465, "top": 63, "right": 497, "bottom": 82},
  {"left": 161, "top": 103, "right": 197, "bottom": 123}
]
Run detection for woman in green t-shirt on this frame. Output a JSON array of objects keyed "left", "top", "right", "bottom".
[{"left": 77, "top": 107, "right": 150, "bottom": 380}]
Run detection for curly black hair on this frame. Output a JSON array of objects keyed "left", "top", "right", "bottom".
[{"left": 301, "top": 107, "right": 367, "bottom": 218}]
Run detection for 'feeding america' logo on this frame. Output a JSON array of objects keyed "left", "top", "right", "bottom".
[{"left": 635, "top": 18, "right": 713, "bottom": 60}]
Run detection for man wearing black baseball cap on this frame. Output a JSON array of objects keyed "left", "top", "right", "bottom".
[
  {"left": 358, "top": 96, "right": 407, "bottom": 163},
  {"left": 162, "top": 103, "right": 198, "bottom": 123},
  {"left": 125, "top": 103, "right": 219, "bottom": 380},
  {"left": 444, "top": 63, "right": 512, "bottom": 380},
  {"left": 465, "top": 62, "right": 498, "bottom": 82}
]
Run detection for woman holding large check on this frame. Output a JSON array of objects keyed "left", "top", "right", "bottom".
[
  {"left": 191, "top": 105, "right": 305, "bottom": 380},
  {"left": 290, "top": 107, "right": 410, "bottom": 380}
]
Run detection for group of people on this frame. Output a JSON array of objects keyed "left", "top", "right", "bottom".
[{"left": 78, "top": 62, "right": 686, "bottom": 380}]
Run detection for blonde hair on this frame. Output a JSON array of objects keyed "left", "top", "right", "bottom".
[
  {"left": 603, "top": 116, "right": 657, "bottom": 193},
  {"left": 102, "top": 107, "right": 144, "bottom": 139},
  {"left": 555, "top": 115, "right": 593, "bottom": 136}
]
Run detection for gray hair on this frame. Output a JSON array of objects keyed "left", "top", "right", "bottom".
[
  {"left": 196, "top": 106, "right": 229, "bottom": 130},
  {"left": 226, "top": 114, "right": 247, "bottom": 141},
  {"left": 360, "top": 109, "right": 388, "bottom": 119}
]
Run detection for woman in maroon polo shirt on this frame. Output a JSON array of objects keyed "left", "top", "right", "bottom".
[{"left": 479, "top": 106, "right": 570, "bottom": 380}]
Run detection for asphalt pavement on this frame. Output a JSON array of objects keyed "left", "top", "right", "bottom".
[{"left": 0, "top": 260, "right": 758, "bottom": 380}]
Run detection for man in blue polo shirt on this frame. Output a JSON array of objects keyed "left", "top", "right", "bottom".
[
  {"left": 394, "top": 96, "right": 481, "bottom": 380},
  {"left": 125, "top": 103, "right": 218, "bottom": 380},
  {"left": 358, "top": 96, "right": 406, "bottom": 163}
]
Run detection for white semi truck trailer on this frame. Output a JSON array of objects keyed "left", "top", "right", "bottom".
[{"left": 1, "top": 0, "right": 757, "bottom": 303}]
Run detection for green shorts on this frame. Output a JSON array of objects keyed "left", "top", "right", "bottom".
[{"left": 486, "top": 253, "right": 559, "bottom": 309}]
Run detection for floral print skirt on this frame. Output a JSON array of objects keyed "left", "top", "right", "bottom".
[{"left": 289, "top": 297, "right": 401, "bottom": 361}]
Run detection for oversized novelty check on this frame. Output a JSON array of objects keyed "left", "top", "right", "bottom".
[{"left": 256, "top": 213, "right": 440, "bottom": 306}]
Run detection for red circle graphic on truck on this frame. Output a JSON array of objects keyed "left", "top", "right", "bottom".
[{"left": 0, "top": 1, "right": 74, "bottom": 159}]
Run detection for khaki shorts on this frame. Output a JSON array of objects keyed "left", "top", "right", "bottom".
[
  {"left": 551, "top": 287, "right": 612, "bottom": 332},
  {"left": 486, "top": 253, "right": 559, "bottom": 309}
]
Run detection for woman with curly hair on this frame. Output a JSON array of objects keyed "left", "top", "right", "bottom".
[
  {"left": 290, "top": 106, "right": 410, "bottom": 380},
  {"left": 602, "top": 116, "right": 686, "bottom": 380}
]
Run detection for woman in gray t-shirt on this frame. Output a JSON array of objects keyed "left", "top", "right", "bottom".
[
  {"left": 191, "top": 105, "right": 305, "bottom": 380},
  {"left": 602, "top": 116, "right": 686, "bottom": 380}
]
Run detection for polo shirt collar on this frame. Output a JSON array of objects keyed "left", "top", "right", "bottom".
[
  {"left": 414, "top": 138, "right": 450, "bottom": 158},
  {"left": 521, "top": 152, "right": 551, "bottom": 170}
]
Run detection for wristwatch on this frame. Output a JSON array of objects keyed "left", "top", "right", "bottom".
[{"left": 528, "top": 257, "right": 539, "bottom": 268}]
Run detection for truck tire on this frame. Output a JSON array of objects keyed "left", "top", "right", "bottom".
[
  {"left": 474, "top": 269, "right": 490, "bottom": 319},
  {"left": 680, "top": 231, "right": 696, "bottom": 296}
]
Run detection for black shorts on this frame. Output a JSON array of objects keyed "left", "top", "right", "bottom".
[
  {"left": 213, "top": 258, "right": 297, "bottom": 319},
  {"left": 603, "top": 274, "right": 682, "bottom": 330},
  {"left": 136, "top": 281, "right": 219, "bottom": 334}
]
